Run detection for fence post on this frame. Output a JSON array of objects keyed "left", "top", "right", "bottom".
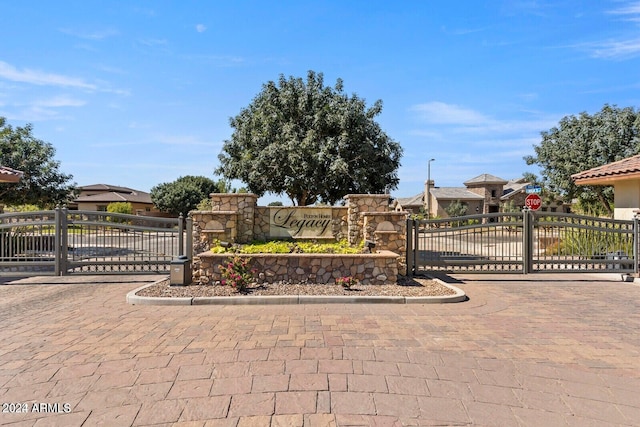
[
  {"left": 178, "top": 214, "right": 184, "bottom": 257},
  {"left": 522, "top": 209, "right": 533, "bottom": 274},
  {"left": 55, "top": 207, "right": 69, "bottom": 276},
  {"left": 406, "top": 219, "right": 414, "bottom": 276},
  {"left": 54, "top": 207, "right": 61, "bottom": 276},
  {"left": 634, "top": 215, "right": 639, "bottom": 276},
  {"left": 186, "top": 215, "right": 193, "bottom": 260},
  {"left": 414, "top": 219, "right": 420, "bottom": 274}
]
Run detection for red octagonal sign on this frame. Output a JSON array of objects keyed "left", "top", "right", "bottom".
[{"left": 525, "top": 194, "right": 542, "bottom": 210}]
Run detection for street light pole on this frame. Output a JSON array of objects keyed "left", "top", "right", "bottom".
[{"left": 427, "top": 158, "right": 435, "bottom": 219}]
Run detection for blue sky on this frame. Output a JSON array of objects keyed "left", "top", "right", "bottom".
[{"left": 1, "top": 1, "right": 640, "bottom": 204}]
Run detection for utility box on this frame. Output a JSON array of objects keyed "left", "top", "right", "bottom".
[{"left": 170, "top": 255, "right": 192, "bottom": 286}]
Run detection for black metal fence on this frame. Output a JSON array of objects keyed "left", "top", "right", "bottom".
[
  {"left": 0, "top": 208, "right": 192, "bottom": 276},
  {"left": 407, "top": 210, "right": 637, "bottom": 275}
]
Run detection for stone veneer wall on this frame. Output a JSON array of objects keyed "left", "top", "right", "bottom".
[
  {"left": 362, "top": 212, "right": 409, "bottom": 273},
  {"left": 209, "top": 193, "right": 258, "bottom": 243},
  {"left": 195, "top": 251, "right": 399, "bottom": 286},
  {"left": 191, "top": 211, "right": 238, "bottom": 254},
  {"left": 344, "top": 194, "right": 392, "bottom": 245},
  {"left": 190, "top": 193, "right": 408, "bottom": 283}
]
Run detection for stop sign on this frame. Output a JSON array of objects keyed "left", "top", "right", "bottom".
[{"left": 525, "top": 194, "right": 542, "bottom": 210}]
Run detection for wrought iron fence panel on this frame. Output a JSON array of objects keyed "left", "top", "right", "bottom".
[
  {"left": 64, "top": 210, "right": 183, "bottom": 274},
  {"left": 411, "top": 212, "right": 525, "bottom": 273},
  {"left": 532, "top": 212, "right": 635, "bottom": 272},
  {"left": 0, "top": 208, "right": 189, "bottom": 276},
  {"left": 0, "top": 210, "right": 58, "bottom": 275},
  {"left": 409, "top": 211, "right": 637, "bottom": 275}
]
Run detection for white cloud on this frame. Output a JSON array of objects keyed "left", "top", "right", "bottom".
[
  {"left": 154, "top": 134, "right": 221, "bottom": 147},
  {"left": 88, "top": 134, "right": 221, "bottom": 148},
  {"left": 196, "top": 24, "right": 207, "bottom": 33},
  {"left": 409, "top": 101, "right": 558, "bottom": 136},
  {"left": 607, "top": 1, "right": 640, "bottom": 22},
  {"left": 410, "top": 102, "right": 490, "bottom": 126},
  {"left": 182, "top": 53, "right": 245, "bottom": 67},
  {"left": 585, "top": 38, "right": 640, "bottom": 59},
  {"left": 572, "top": 2, "right": 640, "bottom": 59},
  {"left": 0, "top": 61, "right": 97, "bottom": 90},
  {"left": 138, "top": 38, "right": 168, "bottom": 47},
  {"left": 59, "top": 27, "right": 119, "bottom": 40},
  {"left": 31, "top": 96, "right": 86, "bottom": 108}
]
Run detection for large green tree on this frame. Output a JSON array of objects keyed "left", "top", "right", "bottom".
[
  {"left": 216, "top": 71, "right": 403, "bottom": 205},
  {"left": 524, "top": 105, "right": 640, "bottom": 216},
  {"left": 150, "top": 175, "right": 228, "bottom": 215},
  {"left": 0, "top": 117, "right": 75, "bottom": 207}
]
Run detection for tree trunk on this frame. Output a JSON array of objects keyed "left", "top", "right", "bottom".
[{"left": 596, "top": 188, "right": 614, "bottom": 218}]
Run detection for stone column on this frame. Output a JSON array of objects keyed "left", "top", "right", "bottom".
[
  {"left": 210, "top": 193, "right": 258, "bottom": 243},
  {"left": 344, "top": 194, "right": 392, "bottom": 245},
  {"left": 362, "top": 212, "right": 409, "bottom": 275}
]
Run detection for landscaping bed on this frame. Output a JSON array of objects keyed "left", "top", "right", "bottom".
[
  {"left": 195, "top": 250, "right": 400, "bottom": 286},
  {"left": 210, "top": 239, "right": 363, "bottom": 254},
  {"left": 136, "top": 276, "right": 456, "bottom": 298}
]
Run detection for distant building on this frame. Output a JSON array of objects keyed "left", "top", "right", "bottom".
[
  {"left": 394, "top": 173, "right": 570, "bottom": 217},
  {"left": 72, "top": 184, "right": 158, "bottom": 213}
]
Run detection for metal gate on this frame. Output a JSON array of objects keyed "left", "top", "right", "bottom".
[
  {"left": 0, "top": 208, "right": 192, "bottom": 276},
  {"left": 407, "top": 211, "right": 637, "bottom": 275}
]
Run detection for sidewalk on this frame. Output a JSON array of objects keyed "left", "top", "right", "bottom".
[{"left": 0, "top": 273, "right": 638, "bottom": 426}]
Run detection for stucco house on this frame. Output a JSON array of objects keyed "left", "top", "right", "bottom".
[
  {"left": 572, "top": 154, "right": 640, "bottom": 220},
  {"left": 72, "top": 184, "right": 158, "bottom": 213},
  {"left": 0, "top": 166, "right": 23, "bottom": 183},
  {"left": 392, "top": 193, "right": 423, "bottom": 213},
  {"left": 394, "top": 173, "right": 569, "bottom": 218}
]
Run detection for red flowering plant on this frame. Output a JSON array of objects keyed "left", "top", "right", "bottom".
[
  {"left": 335, "top": 276, "right": 358, "bottom": 289},
  {"left": 218, "top": 256, "right": 256, "bottom": 293}
]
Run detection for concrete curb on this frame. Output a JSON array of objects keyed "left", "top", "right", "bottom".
[{"left": 126, "top": 277, "right": 467, "bottom": 305}]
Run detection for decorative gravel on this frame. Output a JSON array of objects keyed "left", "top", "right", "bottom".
[{"left": 136, "top": 277, "right": 456, "bottom": 298}]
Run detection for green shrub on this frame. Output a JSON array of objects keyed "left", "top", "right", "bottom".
[
  {"left": 211, "top": 239, "right": 362, "bottom": 254},
  {"left": 543, "top": 227, "right": 632, "bottom": 257}
]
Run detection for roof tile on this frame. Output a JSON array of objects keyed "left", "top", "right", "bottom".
[
  {"left": 0, "top": 166, "right": 24, "bottom": 183},
  {"left": 572, "top": 154, "right": 640, "bottom": 184}
]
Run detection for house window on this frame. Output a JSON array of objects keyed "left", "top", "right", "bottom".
[
  {"left": 491, "top": 189, "right": 497, "bottom": 197},
  {"left": 551, "top": 207, "right": 557, "bottom": 212},
  {"left": 97, "top": 205, "right": 107, "bottom": 212}
]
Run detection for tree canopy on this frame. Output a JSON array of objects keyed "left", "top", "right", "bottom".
[
  {"left": 524, "top": 105, "right": 640, "bottom": 216},
  {"left": 150, "top": 175, "right": 228, "bottom": 215},
  {"left": 216, "top": 71, "right": 403, "bottom": 206},
  {"left": 0, "top": 117, "right": 75, "bottom": 207}
]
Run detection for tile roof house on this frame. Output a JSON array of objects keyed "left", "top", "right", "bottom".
[
  {"left": 395, "top": 174, "right": 570, "bottom": 218},
  {"left": 72, "top": 184, "right": 158, "bottom": 213},
  {"left": 393, "top": 193, "right": 423, "bottom": 213},
  {"left": 0, "top": 166, "right": 23, "bottom": 183},
  {"left": 572, "top": 154, "right": 640, "bottom": 220}
]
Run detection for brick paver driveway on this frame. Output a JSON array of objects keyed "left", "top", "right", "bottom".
[{"left": 0, "top": 273, "right": 638, "bottom": 426}]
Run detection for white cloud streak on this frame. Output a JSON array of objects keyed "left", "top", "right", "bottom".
[
  {"left": 196, "top": 24, "right": 207, "bottom": 33},
  {"left": 585, "top": 38, "right": 640, "bottom": 59},
  {"left": 31, "top": 96, "right": 86, "bottom": 108},
  {"left": 573, "top": 2, "right": 640, "bottom": 59},
  {"left": 89, "top": 134, "right": 221, "bottom": 148},
  {"left": 0, "top": 61, "right": 97, "bottom": 89},
  {"left": 410, "top": 101, "right": 557, "bottom": 136},
  {"left": 59, "top": 27, "right": 120, "bottom": 40},
  {"left": 607, "top": 1, "right": 640, "bottom": 22},
  {"left": 410, "top": 102, "right": 489, "bottom": 126}
]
